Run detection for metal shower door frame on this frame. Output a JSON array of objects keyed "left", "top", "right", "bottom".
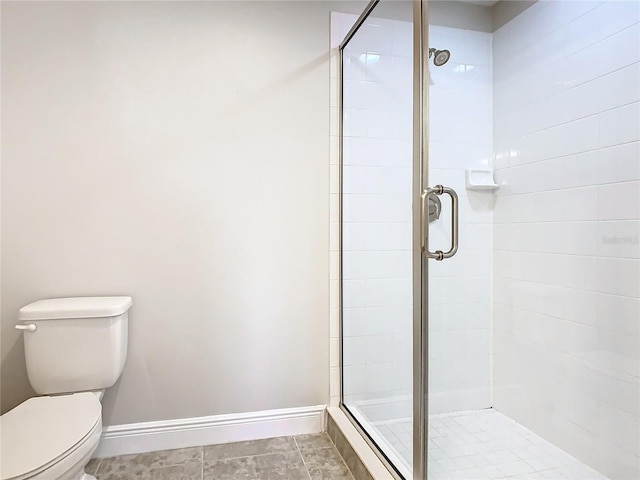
[{"left": 412, "top": 1, "right": 429, "bottom": 479}]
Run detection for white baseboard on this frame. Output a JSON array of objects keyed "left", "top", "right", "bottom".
[{"left": 95, "top": 404, "right": 327, "bottom": 458}]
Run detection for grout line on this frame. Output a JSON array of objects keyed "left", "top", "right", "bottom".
[
  {"left": 153, "top": 460, "right": 203, "bottom": 470},
  {"left": 204, "top": 439, "right": 299, "bottom": 464},
  {"left": 300, "top": 454, "right": 314, "bottom": 480},
  {"left": 294, "top": 437, "right": 314, "bottom": 480},
  {"left": 201, "top": 447, "right": 204, "bottom": 480},
  {"left": 207, "top": 451, "right": 291, "bottom": 462},
  {"left": 161, "top": 452, "right": 204, "bottom": 469},
  {"left": 93, "top": 458, "right": 103, "bottom": 476}
]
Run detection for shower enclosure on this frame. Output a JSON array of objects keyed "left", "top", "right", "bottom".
[{"left": 336, "top": 1, "right": 639, "bottom": 479}]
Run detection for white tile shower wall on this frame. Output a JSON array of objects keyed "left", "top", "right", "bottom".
[
  {"left": 336, "top": 13, "right": 494, "bottom": 420},
  {"left": 492, "top": 1, "right": 640, "bottom": 479}
]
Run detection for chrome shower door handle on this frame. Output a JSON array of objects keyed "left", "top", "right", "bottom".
[{"left": 421, "top": 185, "right": 459, "bottom": 261}]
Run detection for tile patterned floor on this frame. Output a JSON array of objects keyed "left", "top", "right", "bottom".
[
  {"left": 86, "top": 433, "right": 355, "bottom": 480},
  {"left": 375, "top": 409, "right": 609, "bottom": 480}
]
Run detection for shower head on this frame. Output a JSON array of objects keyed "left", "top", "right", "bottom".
[{"left": 429, "top": 48, "right": 450, "bottom": 66}]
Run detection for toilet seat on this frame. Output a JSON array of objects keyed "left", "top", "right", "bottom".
[{"left": 0, "top": 393, "right": 102, "bottom": 480}]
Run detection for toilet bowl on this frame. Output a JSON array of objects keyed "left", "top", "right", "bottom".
[
  {"left": 1, "top": 297, "right": 132, "bottom": 480},
  {"left": 0, "top": 393, "right": 102, "bottom": 480}
]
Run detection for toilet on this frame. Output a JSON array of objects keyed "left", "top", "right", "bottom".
[{"left": 0, "top": 296, "right": 132, "bottom": 480}]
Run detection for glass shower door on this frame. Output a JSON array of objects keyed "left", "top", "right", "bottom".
[
  {"left": 339, "top": 1, "right": 419, "bottom": 478},
  {"left": 339, "top": 1, "right": 471, "bottom": 478},
  {"left": 424, "top": 13, "right": 494, "bottom": 478}
]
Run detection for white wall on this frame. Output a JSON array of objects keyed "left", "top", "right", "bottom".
[
  {"left": 0, "top": 0, "right": 367, "bottom": 425},
  {"left": 492, "top": 1, "right": 640, "bottom": 478}
]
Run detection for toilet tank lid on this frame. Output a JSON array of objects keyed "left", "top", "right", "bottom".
[{"left": 18, "top": 296, "right": 132, "bottom": 321}]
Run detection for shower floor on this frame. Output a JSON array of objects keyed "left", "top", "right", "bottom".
[{"left": 371, "top": 409, "right": 608, "bottom": 479}]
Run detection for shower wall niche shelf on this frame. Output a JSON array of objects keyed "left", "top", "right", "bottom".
[{"left": 465, "top": 169, "right": 499, "bottom": 191}]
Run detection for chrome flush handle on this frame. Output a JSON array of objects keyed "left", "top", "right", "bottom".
[
  {"left": 421, "top": 185, "right": 459, "bottom": 261},
  {"left": 15, "top": 324, "right": 37, "bottom": 332}
]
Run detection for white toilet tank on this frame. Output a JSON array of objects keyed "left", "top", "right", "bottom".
[{"left": 17, "top": 296, "right": 132, "bottom": 395}]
